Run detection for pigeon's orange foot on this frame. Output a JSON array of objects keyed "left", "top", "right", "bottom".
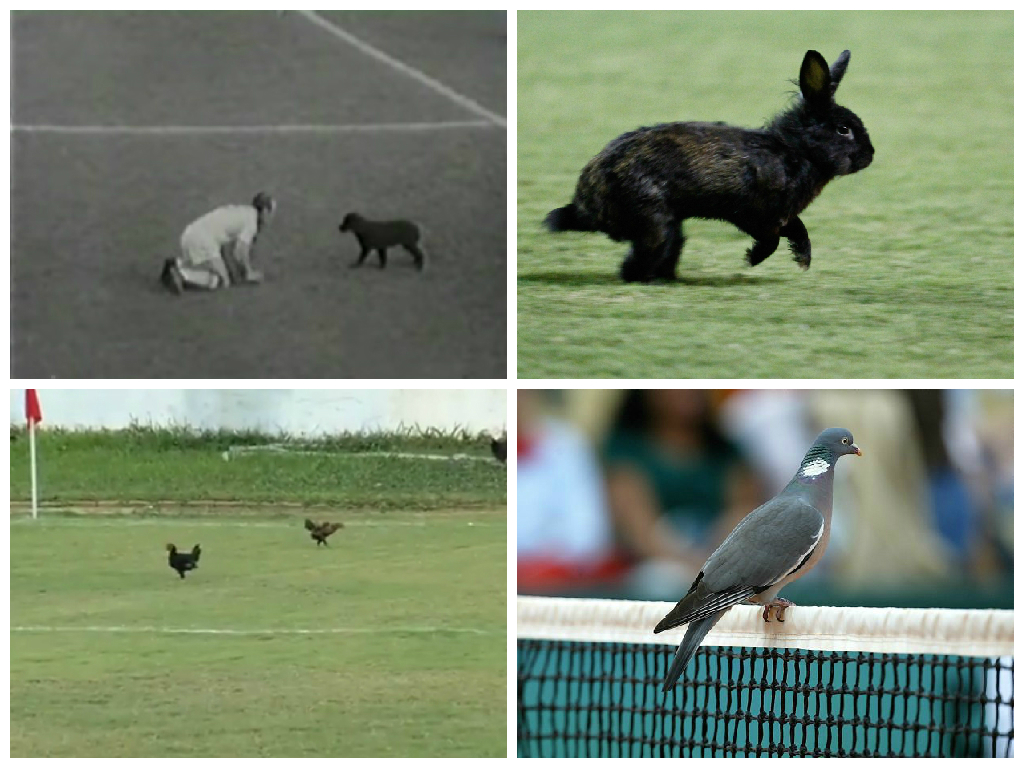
[{"left": 762, "top": 598, "right": 796, "bottom": 623}]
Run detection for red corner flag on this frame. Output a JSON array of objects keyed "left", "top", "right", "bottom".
[
  {"left": 25, "top": 389, "right": 42, "bottom": 520},
  {"left": 26, "top": 389, "right": 43, "bottom": 425}
]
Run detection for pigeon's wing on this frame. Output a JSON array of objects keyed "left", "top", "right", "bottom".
[
  {"left": 304, "top": 519, "right": 316, "bottom": 531},
  {"left": 654, "top": 497, "right": 824, "bottom": 633}
]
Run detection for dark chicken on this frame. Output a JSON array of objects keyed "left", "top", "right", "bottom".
[
  {"left": 166, "top": 543, "right": 201, "bottom": 579},
  {"left": 304, "top": 519, "right": 343, "bottom": 546},
  {"left": 490, "top": 437, "right": 507, "bottom": 464}
]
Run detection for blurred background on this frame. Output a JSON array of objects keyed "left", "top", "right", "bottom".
[{"left": 517, "top": 389, "right": 1012, "bottom": 609}]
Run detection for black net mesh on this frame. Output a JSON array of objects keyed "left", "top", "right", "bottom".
[{"left": 518, "top": 639, "right": 1014, "bottom": 757}]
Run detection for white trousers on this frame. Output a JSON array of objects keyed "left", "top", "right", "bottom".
[{"left": 178, "top": 229, "right": 231, "bottom": 289}]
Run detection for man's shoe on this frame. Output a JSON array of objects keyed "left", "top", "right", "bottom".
[{"left": 161, "top": 259, "right": 184, "bottom": 294}]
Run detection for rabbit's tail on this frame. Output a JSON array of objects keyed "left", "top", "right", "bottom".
[{"left": 544, "top": 204, "right": 592, "bottom": 233}]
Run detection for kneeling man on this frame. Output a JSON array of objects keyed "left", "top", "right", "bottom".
[{"left": 161, "top": 192, "right": 276, "bottom": 293}]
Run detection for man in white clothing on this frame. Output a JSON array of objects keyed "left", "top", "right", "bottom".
[{"left": 161, "top": 192, "right": 276, "bottom": 294}]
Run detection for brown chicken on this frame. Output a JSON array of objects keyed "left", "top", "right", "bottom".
[{"left": 304, "top": 519, "right": 343, "bottom": 546}]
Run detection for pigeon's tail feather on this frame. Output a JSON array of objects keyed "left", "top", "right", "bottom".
[{"left": 661, "top": 610, "right": 727, "bottom": 692}]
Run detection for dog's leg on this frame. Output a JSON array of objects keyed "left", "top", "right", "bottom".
[
  {"left": 403, "top": 243, "right": 426, "bottom": 270},
  {"left": 351, "top": 245, "right": 371, "bottom": 268},
  {"left": 377, "top": 248, "right": 388, "bottom": 269}
]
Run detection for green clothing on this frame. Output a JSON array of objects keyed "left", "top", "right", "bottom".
[{"left": 603, "top": 430, "right": 742, "bottom": 546}]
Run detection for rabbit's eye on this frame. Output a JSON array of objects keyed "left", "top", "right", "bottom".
[{"left": 836, "top": 125, "right": 853, "bottom": 138}]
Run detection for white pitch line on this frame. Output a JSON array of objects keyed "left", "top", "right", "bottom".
[
  {"left": 224, "top": 445, "right": 499, "bottom": 461},
  {"left": 9, "top": 519, "right": 423, "bottom": 527},
  {"left": 11, "top": 120, "right": 495, "bottom": 135},
  {"left": 12, "top": 625, "right": 497, "bottom": 636},
  {"left": 296, "top": 10, "right": 506, "bottom": 129},
  {"left": 9, "top": 518, "right": 504, "bottom": 528}
]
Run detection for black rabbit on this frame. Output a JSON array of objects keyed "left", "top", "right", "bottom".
[{"left": 545, "top": 50, "right": 874, "bottom": 282}]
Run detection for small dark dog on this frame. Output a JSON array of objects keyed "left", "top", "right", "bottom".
[
  {"left": 546, "top": 50, "right": 874, "bottom": 282},
  {"left": 339, "top": 212, "right": 426, "bottom": 271}
]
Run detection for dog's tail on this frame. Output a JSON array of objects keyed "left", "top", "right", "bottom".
[{"left": 544, "top": 204, "right": 591, "bottom": 233}]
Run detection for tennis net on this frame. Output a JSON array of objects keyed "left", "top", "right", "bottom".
[{"left": 517, "top": 596, "right": 1013, "bottom": 758}]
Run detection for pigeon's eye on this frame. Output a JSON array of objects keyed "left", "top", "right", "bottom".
[
  {"left": 836, "top": 125, "right": 852, "bottom": 138},
  {"left": 841, "top": 438, "right": 849, "bottom": 444}
]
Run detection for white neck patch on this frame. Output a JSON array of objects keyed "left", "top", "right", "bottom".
[{"left": 800, "top": 458, "right": 831, "bottom": 478}]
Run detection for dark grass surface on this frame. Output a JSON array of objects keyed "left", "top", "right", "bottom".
[
  {"left": 11, "top": 11, "right": 506, "bottom": 378},
  {"left": 517, "top": 11, "right": 1011, "bottom": 378}
]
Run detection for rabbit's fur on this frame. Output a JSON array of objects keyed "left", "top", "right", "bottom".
[{"left": 545, "top": 50, "right": 874, "bottom": 282}]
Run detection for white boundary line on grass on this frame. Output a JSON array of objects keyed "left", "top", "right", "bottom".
[
  {"left": 12, "top": 625, "right": 497, "bottom": 636},
  {"left": 223, "top": 445, "right": 499, "bottom": 461},
  {"left": 11, "top": 120, "right": 496, "bottom": 135},
  {"left": 9, "top": 518, "right": 504, "bottom": 528},
  {"left": 295, "top": 10, "right": 507, "bottom": 129}
]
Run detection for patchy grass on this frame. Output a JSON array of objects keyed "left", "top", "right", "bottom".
[{"left": 10, "top": 427, "right": 506, "bottom": 509}]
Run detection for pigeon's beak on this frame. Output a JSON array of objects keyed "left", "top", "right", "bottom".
[{"left": 852, "top": 443, "right": 862, "bottom": 456}]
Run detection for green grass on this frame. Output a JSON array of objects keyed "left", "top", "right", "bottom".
[
  {"left": 11, "top": 510, "right": 505, "bottom": 757},
  {"left": 10, "top": 428, "right": 507, "bottom": 756},
  {"left": 517, "top": 11, "right": 1012, "bottom": 378},
  {"left": 10, "top": 427, "right": 506, "bottom": 509}
]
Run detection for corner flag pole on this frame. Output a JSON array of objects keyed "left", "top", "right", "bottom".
[{"left": 25, "top": 389, "right": 42, "bottom": 520}]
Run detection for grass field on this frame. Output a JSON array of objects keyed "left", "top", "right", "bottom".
[
  {"left": 10, "top": 431, "right": 506, "bottom": 757},
  {"left": 12, "top": 11, "right": 506, "bottom": 378},
  {"left": 517, "top": 11, "right": 1012, "bottom": 378}
]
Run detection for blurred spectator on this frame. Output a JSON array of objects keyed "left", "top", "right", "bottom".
[
  {"left": 718, "top": 390, "right": 815, "bottom": 495},
  {"left": 906, "top": 390, "right": 982, "bottom": 569},
  {"left": 810, "top": 390, "right": 951, "bottom": 586},
  {"left": 972, "top": 391, "right": 1014, "bottom": 572},
  {"left": 602, "top": 390, "right": 762, "bottom": 601},
  {"left": 517, "top": 390, "right": 623, "bottom": 595},
  {"left": 518, "top": 388, "right": 1012, "bottom": 602},
  {"left": 905, "top": 389, "right": 1011, "bottom": 580}
]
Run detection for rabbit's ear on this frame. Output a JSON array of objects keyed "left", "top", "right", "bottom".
[
  {"left": 799, "top": 50, "right": 832, "bottom": 109},
  {"left": 829, "top": 50, "right": 851, "bottom": 93}
]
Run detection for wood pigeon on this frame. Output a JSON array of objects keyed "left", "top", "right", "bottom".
[{"left": 654, "top": 427, "right": 861, "bottom": 691}]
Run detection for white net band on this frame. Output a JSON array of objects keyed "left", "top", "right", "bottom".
[{"left": 518, "top": 596, "right": 1013, "bottom": 657}]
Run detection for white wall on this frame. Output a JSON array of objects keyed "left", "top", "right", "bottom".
[{"left": 9, "top": 390, "right": 506, "bottom": 436}]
